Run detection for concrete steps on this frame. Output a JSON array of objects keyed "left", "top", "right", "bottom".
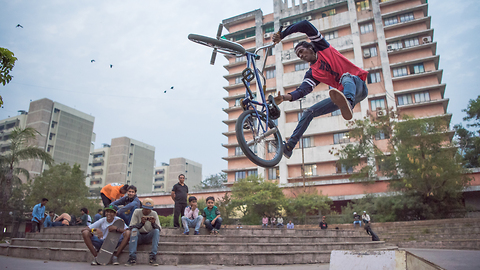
[{"left": 0, "top": 227, "right": 388, "bottom": 265}]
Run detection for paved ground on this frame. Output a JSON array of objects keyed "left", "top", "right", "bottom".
[
  {"left": 0, "top": 256, "right": 330, "bottom": 270},
  {"left": 406, "top": 248, "right": 480, "bottom": 270}
]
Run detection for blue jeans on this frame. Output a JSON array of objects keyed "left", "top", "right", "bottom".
[
  {"left": 181, "top": 216, "right": 203, "bottom": 233},
  {"left": 205, "top": 217, "right": 223, "bottom": 231},
  {"left": 91, "top": 234, "right": 124, "bottom": 251},
  {"left": 117, "top": 206, "right": 138, "bottom": 226},
  {"left": 353, "top": 220, "right": 362, "bottom": 227},
  {"left": 128, "top": 228, "right": 160, "bottom": 259},
  {"left": 286, "top": 74, "right": 368, "bottom": 149}
]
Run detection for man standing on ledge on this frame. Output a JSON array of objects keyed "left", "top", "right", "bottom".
[
  {"left": 171, "top": 174, "right": 188, "bottom": 228},
  {"left": 273, "top": 20, "right": 368, "bottom": 159}
]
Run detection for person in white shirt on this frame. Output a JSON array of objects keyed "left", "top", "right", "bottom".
[
  {"left": 362, "top": 211, "right": 371, "bottom": 224},
  {"left": 181, "top": 196, "right": 203, "bottom": 235}
]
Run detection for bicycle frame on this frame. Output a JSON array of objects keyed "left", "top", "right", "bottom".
[{"left": 240, "top": 43, "right": 277, "bottom": 145}]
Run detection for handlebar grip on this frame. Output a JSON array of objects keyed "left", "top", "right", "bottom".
[{"left": 278, "top": 25, "right": 283, "bottom": 33}]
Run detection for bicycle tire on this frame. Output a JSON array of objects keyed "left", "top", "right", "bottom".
[
  {"left": 188, "top": 34, "right": 246, "bottom": 55},
  {"left": 235, "top": 110, "right": 283, "bottom": 168}
]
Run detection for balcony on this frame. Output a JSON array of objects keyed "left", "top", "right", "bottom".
[
  {"left": 388, "top": 41, "right": 437, "bottom": 56},
  {"left": 385, "top": 29, "right": 433, "bottom": 43},
  {"left": 383, "top": 16, "right": 431, "bottom": 31},
  {"left": 394, "top": 84, "right": 446, "bottom": 97},
  {"left": 397, "top": 98, "right": 449, "bottom": 112},
  {"left": 381, "top": 3, "right": 427, "bottom": 19},
  {"left": 390, "top": 55, "right": 439, "bottom": 69},
  {"left": 391, "top": 69, "right": 443, "bottom": 83}
]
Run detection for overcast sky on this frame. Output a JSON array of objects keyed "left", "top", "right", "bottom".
[{"left": 1, "top": 0, "right": 479, "bottom": 179}]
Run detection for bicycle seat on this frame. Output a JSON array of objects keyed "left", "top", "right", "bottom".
[{"left": 267, "top": 95, "right": 281, "bottom": 120}]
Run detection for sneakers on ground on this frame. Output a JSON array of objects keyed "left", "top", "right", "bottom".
[
  {"left": 183, "top": 231, "right": 189, "bottom": 235},
  {"left": 149, "top": 256, "right": 159, "bottom": 266},
  {"left": 283, "top": 142, "right": 293, "bottom": 159},
  {"left": 112, "top": 255, "right": 119, "bottom": 265},
  {"left": 329, "top": 89, "right": 353, "bottom": 120},
  {"left": 91, "top": 257, "right": 99, "bottom": 265},
  {"left": 213, "top": 229, "right": 219, "bottom": 235},
  {"left": 124, "top": 257, "right": 136, "bottom": 266},
  {"left": 194, "top": 231, "right": 200, "bottom": 235}
]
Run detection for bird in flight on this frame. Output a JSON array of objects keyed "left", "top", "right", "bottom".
[
  {"left": 110, "top": 64, "right": 113, "bottom": 68},
  {"left": 16, "top": 24, "right": 23, "bottom": 28},
  {"left": 91, "top": 60, "right": 95, "bottom": 63},
  {"left": 164, "top": 86, "right": 174, "bottom": 93}
]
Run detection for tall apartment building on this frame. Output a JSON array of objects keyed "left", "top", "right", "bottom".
[
  {"left": 6, "top": 98, "right": 96, "bottom": 180},
  {"left": 166, "top": 157, "right": 203, "bottom": 192},
  {"left": 153, "top": 163, "right": 169, "bottom": 193},
  {"left": 87, "top": 144, "right": 111, "bottom": 194},
  {"left": 221, "top": 0, "right": 447, "bottom": 207},
  {"left": 102, "top": 137, "right": 155, "bottom": 195}
]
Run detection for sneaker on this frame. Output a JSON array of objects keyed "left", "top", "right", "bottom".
[
  {"left": 329, "top": 89, "right": 353, "bottom": 120},
  {"left": 149, "top": 256, "right": 159, "bottom": 266},
  {"left": 124, "top": 257, "right": 136, "bottom": 266},
  {"left": 194, "top": 231, "right": 200, "bottom": 235},
  {"left": 91, "top": 257, "right": 99, "bottom": 265},
  {"left": 112, "top": 255, "right": 119, "bottom": 265},
  {"left": 183, "top": 231, "right": 189, "bottom": 235},
  {"left": 213, "top": 229, "right": 219, "bottom": 235},
  {"left": 283, "top": 142, "right": 292, "bottom": 159}
]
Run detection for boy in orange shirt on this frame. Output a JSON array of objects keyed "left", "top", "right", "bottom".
[{"left": 100, "top": 183, "right": 129, "bottom": 208}]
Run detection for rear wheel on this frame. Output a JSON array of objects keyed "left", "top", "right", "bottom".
[
  {"left": 235, "top": 110, "right": 283, "bottom": 168},
  {"left": 188, "top": 34, "right": 246, "bottom": 55}
]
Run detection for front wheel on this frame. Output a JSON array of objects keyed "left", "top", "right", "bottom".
[
  {"left": 188, "top": 34, "right": 246, "bottom": 55},
  {"left": 235, "top": 110, "right": 283, "bottom": 168}
]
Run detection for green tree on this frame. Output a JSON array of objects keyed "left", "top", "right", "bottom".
[
  {"left": 333, "top": 112, "right": 471, "bottom": 219},
  {"left": 0, "top": 47, "right": 18, "bottom": 107},
  {"left": 198, "top": 173, "right": 227, "bottom": 189},
  {"left": 230, "top": 175, "right": 285, "bottom": 225},
  {"left": 455, "top": 95, "right": 480, "bottom": 168},
  {"left": 0, "top": 127, "right": 54, "bottom": 209},
  {"left": 26, "top": 163, "right": 101, "bottom": 215},
  {"left": 284, "top": 188, "right": 332, "bottom": 224}
]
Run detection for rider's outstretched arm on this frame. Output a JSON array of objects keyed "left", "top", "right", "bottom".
[{"left": 278, "top": 20, "right": 330, "bottom": 51}]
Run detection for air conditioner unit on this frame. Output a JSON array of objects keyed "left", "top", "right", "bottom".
[
  {"left": 282, "top": 21, "right": 291, "bottom": 27},
  {"left": 387, "top": 44, "right": 394, "bottom": 51},
  {"left": 264, "top": 33, "right": 271, "bottom": 39},
  {"left": 422, "top": 36, "right": 431, "bottom": 44},
  {"left": 305, "top": 15, "right": 312, "bottom": 20},
  {"left": 363, "top": 51, "right": 371, "bottom": 58}
]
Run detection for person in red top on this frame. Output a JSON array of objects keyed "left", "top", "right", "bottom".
[
  {"left": 273, "top": 20, "right": 369, "bottom": 159},
  {"left": 100, "top": 183, "right": 129, "bottom": 208}
]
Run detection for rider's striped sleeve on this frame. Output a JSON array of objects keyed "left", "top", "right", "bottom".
[{"left": 288, "top": 69, "right": 320, "bottom": 101}]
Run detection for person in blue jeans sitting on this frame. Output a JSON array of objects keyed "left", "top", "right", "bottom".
[
  {"left": 43, "top": 211, "right": 54, "bottom": 228},
  {"left": 272, "top": 20, "right": 369, "bottom": 158},
  {"left": 182, "top": 196, "right": 203, "bottom": 235},
  {"left": 110, "top": 185, "right": 141, "bottom": 225},
  {"left": 202, "top": 196, "right": 222, "bottom": 235},
  {"left": 125, "top": 198, "right": 161, "bottom": 266}
]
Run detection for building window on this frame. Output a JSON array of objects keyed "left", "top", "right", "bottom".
[
  {"left": 371, "top": 98, "right": 386, "bottom": 110},
  {"left": 388, "top": 41, "right": 403, "bottom": 50},
  {"left": 235, "top": 171, "right": 246, "bottom": 181},
  {"left": 375, "top": 130, "right": 390, "bottom": 140},
  {"left": 295, "top": 62, "right": 309, "bottom": 71},
  {"left": 304, "top": 164, "right": 317, "bottom": 176},
  {"left": 235, "top": 76, "right": 242, "bottom": 84},
  {"left": 414, "top": 91, "right": 430, "bottom": 103},
  {"left": 235, "top": 55, "right": 246, "bottom": 63},
  {"left": 331, "top": 109, "right": 341, "bottom": 116},
  {"left": 334, "top": 132, "right": 350, "bottom": 144},
  {"left": 397, "top": 94, "right": 413, "bottom": 106},
  {"left": 360, "top": 23, "right": 373, "bottom": 34},
  {"left": 321, "top": 8, "right": 336, "bottom": 17},
  {"left": 154, "top": 184, "right": 164, "bottom": 189},
  {"left": 268, "top": 167, "right": 279, "bottom": 180},
  {"left": 266, "top": 69, "right": 276, "bottom": 79},
  {"left": 412, "top": 64, "right": 425, "bottom": 74},
  {"left": 324, "top": 30, "right": 339, "bottom": 40},
  {"left": 49, "top": 133, "right": 55, "bottom": 140},
  {"left": 399, "top": 12, "right": 414, "bottom": 23},
  {"left": 235, "top": 146, "right": 243, "bottom": 156},
  {"left": 299, "top": 137, "right": 313, "bottom": 148},
  {"left": 235, "top": 98, "right": 242, "bottom": 107},
  {"left": 392, "top": 66, "right": 408, "bottom": 77},
  {"left": 377, "top": 157, "right": 387, "bottom": 171},
  {"left": 368, "top": 72, "right": 381, "bottom": 84},
  {"left": 404, "top": 38, "right": 419, "bottom": 48},
  {"left": 356, "top": 0, "right": 370, "bottom": 11},
  {"left": 364, "top": 47, "right": 377, "bottom": 57},
  {"left": 384, "top": 16, "right": 398, "bottom": 26},
  {"left": 265, "top": 25, "right": 275, "bottom": 33},
  {"left": 247, "top": 169, "right": 258, "bottom": 177},
  {"left": 336, "top": 163, "right": 353, "bottom": 173},
  {"left": 155, "top": 177, "right": 164, "bottom": 182}
]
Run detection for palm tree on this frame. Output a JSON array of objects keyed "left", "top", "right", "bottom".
[{"left": 0, "top": 127, "right": 54, "bottom": 208}]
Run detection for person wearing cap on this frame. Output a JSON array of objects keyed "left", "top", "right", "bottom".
[
  {"left": 362, "top": 211, "right": 371, "bottom": 224},
  {"left": 125, "top": 198, "right": 161, "bottom": 266},
  {"left": 319, "top": 216, "right": 328, "bottom": 230},
  {"left": 81, "top": 205, "right": 131, "bottom": 265},
  {"left": 353, "top": 212, "right": 362, "bottom": 228},
  {"left": 110, "top": 185, "right": 141, "bottom": 225},
  {"left": 100, "top": 183, "right": 129, "bottom": 208}
]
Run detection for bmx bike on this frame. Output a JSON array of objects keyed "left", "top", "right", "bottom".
[{"left": 188, "top": 26, "right": 284, "bottom": 167}]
